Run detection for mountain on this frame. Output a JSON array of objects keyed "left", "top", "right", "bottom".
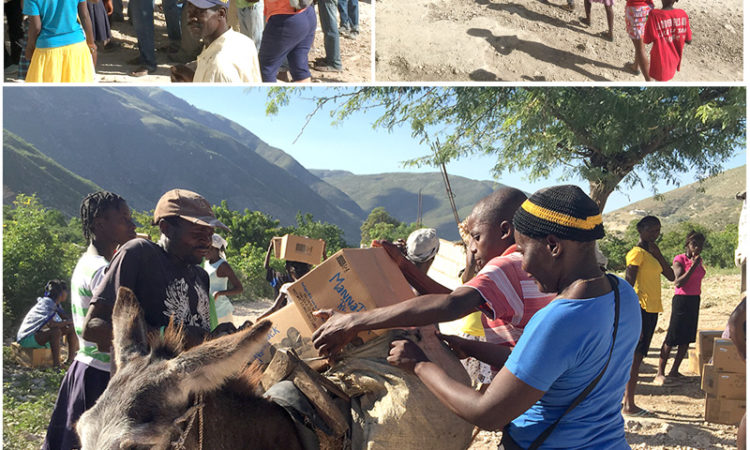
[
  {"left": 144, "top": 90, "right": 366, "bottom": 224},
  {"left": 2, "top": 87, "right": 365, "bottom": 243},
  {"left": 3, "top": 130, "right": 103, "bottom": 214},
  {"left": 603, "top": 165, "right": 747, "bottom": 232},
  {"left": 311, "top": 170, "right": 505, "bottom": 240}
]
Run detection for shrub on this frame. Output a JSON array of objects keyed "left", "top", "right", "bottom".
[{"left": 3, "top": 195, "right": 79, "bottom": 335}]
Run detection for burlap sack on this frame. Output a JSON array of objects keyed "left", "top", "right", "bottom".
[{"left": 325, "top": 328, "right": 474, "bottom": 450}]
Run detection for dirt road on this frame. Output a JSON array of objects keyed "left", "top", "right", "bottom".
[{"left": 375, "top": 0, "right": 743, "bottom": 82}]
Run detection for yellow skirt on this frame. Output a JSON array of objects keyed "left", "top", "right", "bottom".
[{"left": 25, "top": 41, "right": 95, "bottom": 83}]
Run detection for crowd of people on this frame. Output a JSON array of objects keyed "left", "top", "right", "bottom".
[
  {"left": 4, "top": 0, "right": 360, "bottom": 82},
  {"left": 11, "top": 182, "right": 745, "bottom": 449}
]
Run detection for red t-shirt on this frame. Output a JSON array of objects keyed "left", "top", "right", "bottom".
[{"left": 644, "top": 8, "right": 692, "bottom": 81}]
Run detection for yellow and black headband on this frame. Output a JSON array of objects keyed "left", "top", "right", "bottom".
[{"left": 513, "top": 185, "right": 604, "bottom": 241}]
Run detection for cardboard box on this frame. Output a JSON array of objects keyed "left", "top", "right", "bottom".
[
  {"left": 705, "top": 394, "right": 746, "bottom": 425},
  {"left": 697, "top": 330, "right": 724, "bottom": 362},
  {"left": 702, "top": 364, "right": 746, "bottom": 399},
  {"left": 287, "top": 247, "right": 416, "bottom": 341},
  {"left": 713, "top": 339, "right": 746, "bottom": 373},
  {"left": 426, "top": 239, "right": 466, "bottom": 291},
  {"left": 700, "top": 363, "right": 714, "bottom": 392},
  {"left": 426, "top": 239, "right": 471, "bottom": 336},
  {"left": 687, "top": 349, "right": 700, "bottom": 375},
  {"left": 251, "top": 304, "right": 317, "bottom": 366},
  {"left": 10, "top": 342, "right": 54, "bottom": 368},
  {"left": 272, "top": 234, "right": 325, "bottom": 266}
]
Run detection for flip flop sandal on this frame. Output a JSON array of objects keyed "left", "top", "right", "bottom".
[{"left": 623, "top": 409, "right": 656, "bottom": 418}]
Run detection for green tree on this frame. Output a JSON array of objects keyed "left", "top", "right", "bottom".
[
  {"left": 213, "top": 200, "right": 287, "bottom": 256},
  {"left": 132, "top": 209, "right": 159, "bottom": 240},
  {"left": 268, "top": 87, "right": 745, "bottom": 211},
  {"left": 360, "top": 207, "right": 418, "bottom": 246},
  {"left": 294, "top": 212, "right": 348, "bottom": 255},
  {"left": 3, "top": 194, "right": 80, "bottom": 332}
]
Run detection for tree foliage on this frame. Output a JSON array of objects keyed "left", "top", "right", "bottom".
[
  {"left": 267, "top": 87, "right": 745, "bottom": 211},
  {"left": 360, "top": 207, "right": 419, "bottom": 246},
  {"left": 294, "top": 212, "right": 348, "bottom": 255},
  {"left": 3, "top": 195, "right": 80, "bottom": 333}
]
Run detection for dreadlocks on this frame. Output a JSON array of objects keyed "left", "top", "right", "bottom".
[{"left": 80, "top": 191, "right": 126, "bottom": 242}]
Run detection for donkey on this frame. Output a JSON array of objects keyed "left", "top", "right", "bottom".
[{"left": 76, "top": 287, "right": 303, "bottom": 450}]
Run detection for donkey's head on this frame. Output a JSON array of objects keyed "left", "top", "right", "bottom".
[{"left": 77, "top": 287, "right": 272, "bottom": 450}]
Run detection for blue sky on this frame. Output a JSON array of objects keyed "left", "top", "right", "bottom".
[{"left": 163, "top": 86, "right": 747, "bottom": 213}]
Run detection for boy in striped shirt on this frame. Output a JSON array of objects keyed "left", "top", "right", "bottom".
[
  {"left": 44, "top": 192, "right": 136, "bottom": 450},
  {"left": 312, "top": 187, "right": 555, "bottom": 373}
]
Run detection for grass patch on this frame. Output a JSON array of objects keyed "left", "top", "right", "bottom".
[{"left": 3, "top": 346, "right": 64, "bottom": 450}]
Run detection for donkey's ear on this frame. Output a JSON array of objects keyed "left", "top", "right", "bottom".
[
  {"left": 169, "top": 320, "right": 273, "bottom": 394},
  {"left": 112, "top": 287, "right": 149, "bottom": 369}
]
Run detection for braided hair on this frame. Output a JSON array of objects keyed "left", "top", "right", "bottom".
[{"left": 80, "top": 191, "right": 126, "bottom": 242}]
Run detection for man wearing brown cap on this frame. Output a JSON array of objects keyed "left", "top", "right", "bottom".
[{"left": 83, "top": 189, "right": 229, "bottom": 352}]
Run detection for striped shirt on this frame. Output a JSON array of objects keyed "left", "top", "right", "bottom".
[
  {"left": 464, "top": 245, "right": 555, "bottom": 347},
  {"left": 71, "top": 252, "right": 111, "bottom": 372}
]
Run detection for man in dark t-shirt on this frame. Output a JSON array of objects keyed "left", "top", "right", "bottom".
[{"left": 83, "top": 189, "right": 230, "bottom": 353}]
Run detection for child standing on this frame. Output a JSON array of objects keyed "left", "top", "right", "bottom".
[
  {"left": 622, "top": 215, "right": 675, "bottom": 416},
  {"left": 23, "top": 0, "right": 97, "bottom": 82},
  {"left": 643, "top": 0, "right": 692, "bottom": 81},
  {"left": 624, "top": 0, "right": 653, "bottom": 79},
  {"left": 654, "top": 231, "right": 706, "bottom": 384}
]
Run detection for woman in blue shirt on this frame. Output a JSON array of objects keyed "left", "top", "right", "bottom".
[
  {"left": 388, "top": 185, "right": 641, "bottom": 449},
  {"left": 23, "top": 0, "right": 97, "bottom": 82}
]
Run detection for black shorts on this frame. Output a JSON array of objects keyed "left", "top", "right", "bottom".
[
  {"left": 664, "top": 295, "right": 701, "bottom": 347},
  {"left": 43, "top": 360, "right": 110, "bottom": 449},
  {"left": 635, "top": 308, "right": 659, "bottom": 357}
]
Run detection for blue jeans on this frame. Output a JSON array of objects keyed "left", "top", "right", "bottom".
[
  {"left": 131, "top": 0, "right": 180, "bottom": 68},
  {"left": 337, "top": 0, "right": 358, "bottom": 32},
  {"left": 238, "top": 2, "right": 264, "bottom": 52},
  {"left": 259, "top": 6, "right": 316, "bottom": 81},
  {"left": 130, "top": 0, "right": 156, "bottom": 67},
  {"left": 317, "top": 0, "right": 341, "bottom": 69},
  {"left": 111, "top": 0, "right": 123, "bottom": 20},
  {"left": 163, "top": 0, "right": 182, "bottom": 42}
]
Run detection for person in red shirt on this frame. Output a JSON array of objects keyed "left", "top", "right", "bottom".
[{"left": 643, "top": 0, "right": 692, "bottom": 81}]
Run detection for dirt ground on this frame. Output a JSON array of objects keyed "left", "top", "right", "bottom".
[
  {"left": 375, "top": 0, "right": 743, "bottom": 82},
  {"left": 235, "top": 272, "right": 745, "bottom": 449},
  {"left": 5, "top": 0, "right": 371, "bottom": 83}
]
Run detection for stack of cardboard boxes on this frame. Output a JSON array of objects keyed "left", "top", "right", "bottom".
[
  {"left": 700, "top": 335, "right": 746, "bottom": 425},
  {"left": 688, "top": 330, "right": 724, "bottom": 375}
]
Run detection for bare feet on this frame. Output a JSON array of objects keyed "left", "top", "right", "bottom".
[{"left": 598, "top": 30, "right": 614, "bottom": 42}]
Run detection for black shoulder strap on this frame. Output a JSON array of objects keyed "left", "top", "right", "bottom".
[{"left": 527, "top": 274, "right": 621, "bottom": 450}]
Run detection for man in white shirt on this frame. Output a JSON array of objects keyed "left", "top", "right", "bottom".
[{"left": 170, "top": 0, "right": 261, "bottom": 82}]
